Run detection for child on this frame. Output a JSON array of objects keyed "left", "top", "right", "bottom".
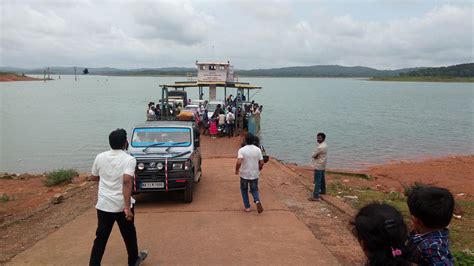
[
  {"left": 407, "top": 186, "right": 455, "bottom": 265},
  {"left": 352, "top": 203, "right": 410, "bottom": 266}
]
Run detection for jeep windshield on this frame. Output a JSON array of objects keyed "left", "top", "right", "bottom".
[{"left": 131, "top": 127, "right": 191, "bottom": 148}]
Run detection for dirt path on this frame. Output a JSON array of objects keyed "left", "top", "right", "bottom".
[
  {"left": 8, "top": 158, "right": 342, "bottom": 265},
  {"left": 2, "top": 135, "right": 366, "bottom": 265}
]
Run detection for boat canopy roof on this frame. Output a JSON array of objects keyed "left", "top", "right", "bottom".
[
  {"left": 195, "top": 61, "right": 230, "bottom": 65},
  {"left": 159, "top": 81, "right": 262, "bottom": 90}
]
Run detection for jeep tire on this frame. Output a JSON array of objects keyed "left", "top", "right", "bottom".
[{"left": 183, "top": 177, "right": 193, "bottom": 203}]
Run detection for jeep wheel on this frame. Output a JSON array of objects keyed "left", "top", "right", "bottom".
[
  {"left": 195, "top": 166, "right": 202, "bottom": 183},
  {"left": 183, "top": 179, "right": 193, "bottom": 203}
]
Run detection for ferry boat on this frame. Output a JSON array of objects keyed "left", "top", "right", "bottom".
[{"left": 155, "top": 61, "right": 263, "bottom": 138}]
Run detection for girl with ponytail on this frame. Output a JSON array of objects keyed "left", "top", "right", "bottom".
[{"left": 352, "top": 203, "right": 410, "bottom": 266}]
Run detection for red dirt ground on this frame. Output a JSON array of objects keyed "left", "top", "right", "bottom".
[
  {"left": 0, "top": 74, "right": 42, "bottom": 82},
  {"left": 285, "top": 155, "right": 474, "bottom": 200},
  {"left": 0, "top": 174, "right": 88, "bottom": 224}
]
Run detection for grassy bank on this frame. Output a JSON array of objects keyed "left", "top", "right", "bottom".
[
  {"left": 327, "top": 173, "right": 473, "bottom": 257},
  {"left": 370, "top": 76, "right": 474, "bottom": 82}
]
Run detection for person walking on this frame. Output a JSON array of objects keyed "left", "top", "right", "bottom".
[
  {"left": 89, "top": 128, "right": 148, "bottom": 266},
  {"left": 226, "top": 107, "right": 235, "bottom": 137},
  {"left": 235, "top": 133, "right": 264, "bottom": 213},
  {"left": 308, "top": 132, "right": 328, "bottom": 201}
]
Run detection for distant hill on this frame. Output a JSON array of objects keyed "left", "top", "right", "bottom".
[
  {"left": 1, "top": 64, "right": 471, "bottom": 78},
  {"left": 236, "top": 65, "right": 419, "bottom": 77},
  {"left": 400, "top": 63, "right": 474, "bottom": 77}
]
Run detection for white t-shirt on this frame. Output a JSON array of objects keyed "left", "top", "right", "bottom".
[
  {"left": 226, "top": 112, "right": 234, "bottom": 123},
  {"left": 218, "top": 114, "right": 226, "bottom": 125},
  {"left": 237, "top": 145, "right": 263, "bottom": 180},
  {"left": 92, "top": 149, "right": 137, "bottom": 213}
]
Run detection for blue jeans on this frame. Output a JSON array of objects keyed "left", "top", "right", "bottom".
[
  {"left": 240, "top": 178, "right": 260, "bottom": 208},
  {"left": 313, "top": 170, "right": 326, "bottom": 198}
]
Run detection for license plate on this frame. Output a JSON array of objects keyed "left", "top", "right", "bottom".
[{"left": 141, "top": 182, "right": 164, "bottom": 188}]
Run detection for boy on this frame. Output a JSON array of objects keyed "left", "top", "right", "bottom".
[{"left": 407, "top": 186, "right": 455, "bottom": 265}]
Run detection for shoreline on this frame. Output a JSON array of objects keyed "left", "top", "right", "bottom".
[
  {"left": 276, "top": 153, "right": 474, "bottom": 172},
  {"left": 370, "top": 76, "right": 474, "bottom": 83},
  {"left": 0, "top": 73, "right": 43, "bottom": 82},
  {"left": 281, "top": 154, "right": 474, "bottom": 197}
]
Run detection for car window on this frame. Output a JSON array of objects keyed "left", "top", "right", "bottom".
[{"left": 131, "top": 127, "right": 191, "bottom": 147}]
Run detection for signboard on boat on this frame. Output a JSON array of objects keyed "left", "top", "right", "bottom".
[{"left": 196, "top": 61, "right": 231, "bottom": 82}]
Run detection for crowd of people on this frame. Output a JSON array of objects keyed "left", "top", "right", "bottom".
[
  {"left": 145, "top": 94, "right": 263, "bottom": 140},
  {"left": 204, "top": 95, "right": 263, "bottom": 138}
]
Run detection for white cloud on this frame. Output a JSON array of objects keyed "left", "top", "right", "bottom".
[{"left": 0, "top": 1, "right": 472, "bottom": 69}]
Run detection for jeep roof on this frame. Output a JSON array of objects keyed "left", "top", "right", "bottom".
[{"left": 133, "top": 120, "right": 195, "bottom": 128}]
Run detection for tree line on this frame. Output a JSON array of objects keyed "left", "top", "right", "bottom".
[{"left": 400, "top": 63, "right": 474, "bottom": 77}]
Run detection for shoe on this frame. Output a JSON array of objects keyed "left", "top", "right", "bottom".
[
  {"left": 244, "top": 208, "right": 251, "bottom": 212},
  {"left": 256, "top": 201, "right": 264, "bottom": 213},
  {"left": 308, "top": 197, "right": 321, "bottom": 202},
  {"left": 135, "top": 250, "right": 148, "bottom": 266}
]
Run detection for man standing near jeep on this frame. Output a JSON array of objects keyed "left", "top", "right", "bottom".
[
  {"left": 89, "top": 128, "right": 148, "bottom": 266},
  {"left": 235, "top": 133, "right": 264, "bottom": 213},
  {"left": 308, "top": 132, "right": 328, "bottom": 201}
]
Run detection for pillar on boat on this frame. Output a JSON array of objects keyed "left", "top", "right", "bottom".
[
  {"left": 209, "top": 84, "right": 217, "bottom": 101},
  {"left": 161, "top": 86, "right": 168, "bottom": 118}
]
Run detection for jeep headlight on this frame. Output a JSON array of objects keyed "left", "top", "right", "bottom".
[
  {"left": 157, "top": 162, "right": 164, "bottom": 170},
  {"left": 173, "top": 163, "right": 183, "bottom": 170},
  {"left": 184, "top": 160, "right": 192, "bottom": 170},
  {"left": 137, "top": 163, "right": 145, "bottom": 170}
]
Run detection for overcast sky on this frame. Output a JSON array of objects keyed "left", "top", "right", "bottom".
[{"left": 1, "top": 0, "right": 472, "bottom": 69}]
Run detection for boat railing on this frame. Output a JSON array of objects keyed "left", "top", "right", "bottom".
[{"left": 186, "top": 72, "right": 196, "bottom": 81}]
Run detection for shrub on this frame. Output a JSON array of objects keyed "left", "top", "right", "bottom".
[
  {"left": 1, "top": 193, "right": 11, "bottom": 202},
  {"left": 44, "top": 169, "right": 78, "bottom": 187},
  {"left": 453, "top": 250, "right": 474, "bottom": 266}
]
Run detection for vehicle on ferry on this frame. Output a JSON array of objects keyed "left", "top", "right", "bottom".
[
  {"left": 206, "top": 100, "right": 225, "bottom": 119},
  {"left": 129, "top": 120, "right": 202, "bottom": 203}
]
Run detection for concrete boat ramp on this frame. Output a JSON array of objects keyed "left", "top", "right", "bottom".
[{"left": 8, "top": 138, "right": 340, "bottom": 265}]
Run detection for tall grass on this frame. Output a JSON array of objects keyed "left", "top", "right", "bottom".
[{"left": 43, "top": 169, "right": 78, "bottom": 187}]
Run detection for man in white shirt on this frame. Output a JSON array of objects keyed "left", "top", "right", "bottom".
[
  {"left": 309, "top": 132, "right": 328, "bottom": 201},
  {"left": 226, "top": 107, "right": 235, "bottom": 137},
  {"left": 235, "top": 134, "right": 264, "bottom": 213},
  {"left": 89, "top": 129, "right": 148, "bottom": 266}
]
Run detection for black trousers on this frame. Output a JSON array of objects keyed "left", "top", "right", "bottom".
[{"left": 89, "top": 207, "right": 138, "bottom": 266}]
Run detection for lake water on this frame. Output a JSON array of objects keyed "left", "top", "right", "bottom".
[{"left": 1, "top": 75, "right": 473, "bottom": 173}]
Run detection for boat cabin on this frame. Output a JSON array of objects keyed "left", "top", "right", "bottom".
[{"left": 196, "top": 61, "right": 235, "bottom": 83}]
